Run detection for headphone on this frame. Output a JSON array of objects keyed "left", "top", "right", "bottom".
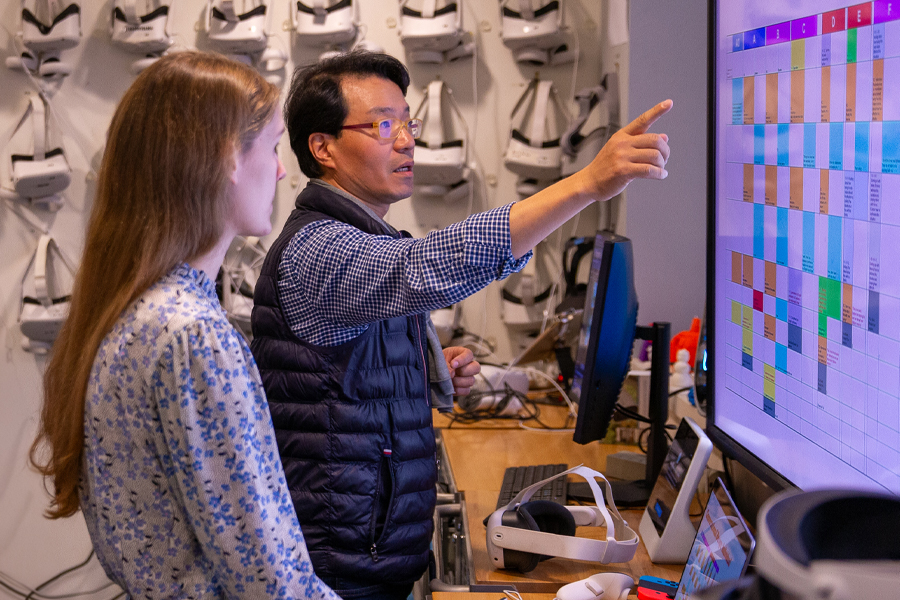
[
  {"left": 485, "top": 465, "right": 639, "bottom": 573},
  {"left": 693, "top": 488, "right": 900, "bottom": 600}
]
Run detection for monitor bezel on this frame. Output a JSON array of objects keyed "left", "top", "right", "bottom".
[{"left": 704, "top": 0, "right": 795, "bottom": 493}]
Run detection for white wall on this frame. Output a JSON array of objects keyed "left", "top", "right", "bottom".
[
  {"left": 0, "top": 0, "right": 617, "bottom": 595},
  {"left": 627, "top": 0, "right": 708, "bottom": 336}
]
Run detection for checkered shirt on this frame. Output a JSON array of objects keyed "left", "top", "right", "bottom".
[{"left": 277, "top": 202, "right": 531, "bottom": 346}]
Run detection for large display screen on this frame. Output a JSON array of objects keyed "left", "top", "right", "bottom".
[{"left": 711, "top": 0, "right": 900, "bottom": 494}]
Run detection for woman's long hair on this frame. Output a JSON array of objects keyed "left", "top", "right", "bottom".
[{"left": 30, "top": 51, "right": 280, "bottom": 518}]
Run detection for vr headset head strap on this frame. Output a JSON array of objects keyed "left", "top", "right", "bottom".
[
  {"left": 31, "top": 95, "right": 47, "bottom": 161},
  {"left": 426, "top": 79, "right": 444, "bottom": 148}
]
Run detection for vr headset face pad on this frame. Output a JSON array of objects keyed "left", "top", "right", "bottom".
[{"left": 501, "top": 500, "right": 576, "bottom": 571}]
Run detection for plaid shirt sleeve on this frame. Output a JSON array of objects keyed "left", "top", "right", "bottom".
[{"left": 277, "top": 202, "right": 531, "bottom": 346}]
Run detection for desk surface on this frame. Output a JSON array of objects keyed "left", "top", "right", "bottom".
[{"left": 437, "top": 414, "right": 683, "bottom": 593}]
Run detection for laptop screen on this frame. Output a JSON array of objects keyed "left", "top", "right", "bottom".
[{"left": 674, "top": 477, "right": 756, "bottom": 600}]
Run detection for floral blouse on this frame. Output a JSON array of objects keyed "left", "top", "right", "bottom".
[{"left": 80, "top": 264, "right": 339, "bottom": 600}]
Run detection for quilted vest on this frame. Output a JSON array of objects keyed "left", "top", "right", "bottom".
[{"left": 251, "top": 183, "right": 437, "bottom": 585}]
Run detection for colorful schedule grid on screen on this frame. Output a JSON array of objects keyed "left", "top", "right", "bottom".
[{"left": 722, "top": 1, "right": 900, "bottom": 493}]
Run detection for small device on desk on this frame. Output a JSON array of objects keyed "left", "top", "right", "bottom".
[
  {"left": 635, "top": 477, "right": 755, "bottom": 600},
  {"left": 639, "top": 417, "right": 712, "bottom": 563},
  {"left": 495, "top": 463, "right": 568, "bottom": 509},
  {"left": 555, "top": 572, "right": 634, "bottom": 600}
]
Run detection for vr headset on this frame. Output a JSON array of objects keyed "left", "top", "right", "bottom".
[
  {"left": 485, "top": 465, "right": 639, "bottom": 572},
  {"left": 207, "top": 0, "right": 269, "bottom": 54},
  {"left": 21, "top": 0, "right": 81, "bottom": 54},
  {"left": 412, "top": 79, "right": 472, "bottom": 203},
  {"left": 500, "top": 244, "right": 554, "bottom": 331},
  {"left": 292, "top": 0, "right": 358, "bottom": 46},
  {"left": 19, "top": 234, "right": 74, "bottom": 354},
  {"left": 694, "top": 488, "right": 900, "bottom": 600},
  {"left": 218, "top": 235, "right": 267, "bottom": 339},
  {"left": 399, "top": 0, "right": 473, "bottom": 63},
  {"left": 561, "top": 73, "right": 621, "bottom": 177},
  {"left": 499, "top": 0, "right": 575, "bottom": 66},
  {"left": 110, "top": 0, "right": 174, "bottom": 54},
  {"left": 504, "top": 77, "right": 566, "bottom": 181},
  {"left": 7, "top": 94, "right": 71, "bottom": 210}
]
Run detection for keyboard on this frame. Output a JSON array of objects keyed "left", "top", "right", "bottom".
[{"left": 495, "top": 463, "right": 568, "bottom": 509}]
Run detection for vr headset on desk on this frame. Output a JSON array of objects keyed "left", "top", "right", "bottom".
[{"left": 485, "top": 465, "right": 639, "bottom": 573}]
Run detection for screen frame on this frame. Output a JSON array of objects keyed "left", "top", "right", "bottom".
[{"left": 704, "top": 0, "right": 795, "bottom": 493}]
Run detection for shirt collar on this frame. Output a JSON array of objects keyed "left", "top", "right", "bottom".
[
  {"left": 309, "top": 179, "right": 399, "bottom": 236},
  {"left": 170, "top": 263, "right": 219, "bottom": 301}
]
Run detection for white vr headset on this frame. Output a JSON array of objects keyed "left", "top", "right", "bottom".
[
  {"left": 219, "top": 235, "right": 267, "bottom": 339},
  {"left": 21, "top": 0, "right": 81, "bottom": 54},
  {"left": 499, "top": 0, "right": 575, "bottom": 66},
  {"left": 292, "top": 0, "right": 358, "bottom": 46},
  {"left": 20, "top": 234, "right": 74, "bottom": 354},
  {"left": 110, "top": 0, "right": 174, "bottom": 54},
  {"left": 412, "top": 79, "right": 472, "bottom": 203},
  {"left": 207, "top": 0, "right": 269, "bottom": 54},
  {"left": 486, "top": 465, "right": 639, "bottom": 573},
  {"left": 399, "top": 0, "right": 473, "bottom": 63},
  {"left": 7, "top": 95, "right": 71, "bottom": 209},
  {"left": 504, "top": 77, "right": 566, "bottom": 181},
  {"left": 561, "top": 73, "right": 621, "bottom": 177},
  {"left": 694, "top": 488, "right": 900, "bottom": 600}
]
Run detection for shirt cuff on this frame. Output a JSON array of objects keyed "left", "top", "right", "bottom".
[{"left": 461, "top": 202, "right": 532, "bottom": 279}]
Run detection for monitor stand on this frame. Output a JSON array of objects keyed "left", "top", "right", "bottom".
[{"left": 569, "top": 322, "right": 671, "bottom": 508}]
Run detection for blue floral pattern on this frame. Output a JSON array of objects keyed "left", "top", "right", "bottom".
[{"left": 80, "top": 264, "right": 340, "bottom": 600}]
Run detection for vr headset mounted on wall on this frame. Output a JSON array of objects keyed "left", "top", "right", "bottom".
[
  {"left": 20, "top": 0, "right": 81, "bottom": 54},
  {"left": 207, "top": 0, "right": 269, "bottom": 54},
  {"left": 412, "top": 79, "right": 472, "bottom": 204},
  {"left": 20, "top": 234, "right": 75, "bottom": 354},
  {"left": 694, "top": 488, "right": 900, "bottom": 600},
  {"left": 499, "top": 0, "right": 575, "bottom": 66},
  {"left": 399, "top": 0, "right": 474, "bottom": 63},
  {"left": 485, "top": 465, "right": 639, "bottom": 572},
  {"left": 218, "top": 235, "right": 267, "bottom": 339},
  {"left": 504, "top": 77, "right": 567, "bottom": 182},
  {"left": 6, "top": 0, "right": 81, "bottom": 77},
  {"left": 5, "top": 94, "right": 71, "bottom": 211},
  {"left": 110, "top": 0, "right": 174, "bottom": 54},
  {"left": 561, "top": 73, "right": 621, "bottom": 177},
  {"left": 292, "top": 0, "right": 358, "bottom": 46}
]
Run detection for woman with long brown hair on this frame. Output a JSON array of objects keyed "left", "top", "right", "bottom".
[{"left": 29, "top": 51, "right": 338, "bottom": 600}]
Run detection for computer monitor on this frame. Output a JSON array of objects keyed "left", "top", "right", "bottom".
[
  {"left": 569, "top": 231, "right": 671, "bottom": 504},
  {"left": 709, "top": 0, "right": 900, "bottom": 494}
]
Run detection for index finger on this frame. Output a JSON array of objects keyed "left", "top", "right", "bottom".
[{"left": 621, "top": 99, "right": 673, "bottom": 135}]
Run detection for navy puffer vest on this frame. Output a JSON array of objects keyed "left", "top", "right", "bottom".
[{"left": 251, "top": 184, "right": 437, "bottom": 586}]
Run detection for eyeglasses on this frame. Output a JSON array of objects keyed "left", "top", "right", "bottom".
[{"left": 341, "top": 118, "right": 423, "bottom": 140}]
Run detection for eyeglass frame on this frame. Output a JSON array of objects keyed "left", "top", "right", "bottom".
[{"left": 340, "top": 118, "right": 423, "bottom": 140}]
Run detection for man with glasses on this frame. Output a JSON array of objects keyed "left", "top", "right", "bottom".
[{"left": 252, "top": 50, "right": 672, "bottom": 600}]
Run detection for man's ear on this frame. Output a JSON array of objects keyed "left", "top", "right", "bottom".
[{"left": 309, "top": 132, "right": 336, "bottom": 171}]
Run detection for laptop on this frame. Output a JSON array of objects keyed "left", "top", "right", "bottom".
[{"left": 638, "top": 477, "right": 756, "bottom": 600}]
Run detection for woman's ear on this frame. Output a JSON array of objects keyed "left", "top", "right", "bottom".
[
  {"left": 309, "top": 133, "right": 336, "bottom": 171},
  {"left": 229, "top": 144, "right": 242, "bottom": 185}
]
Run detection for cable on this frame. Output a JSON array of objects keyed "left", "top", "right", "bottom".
[{"left": 24, "top": 551, "right": 94, "bottom": 600}]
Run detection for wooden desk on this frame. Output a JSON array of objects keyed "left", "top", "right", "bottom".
[{"left": 437, "top": 420, "right": 683, "bottom": 593}]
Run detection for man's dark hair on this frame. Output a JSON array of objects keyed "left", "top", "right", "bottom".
[{"left": 285, "top": 50, "right": 411, "bottom": 178}]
